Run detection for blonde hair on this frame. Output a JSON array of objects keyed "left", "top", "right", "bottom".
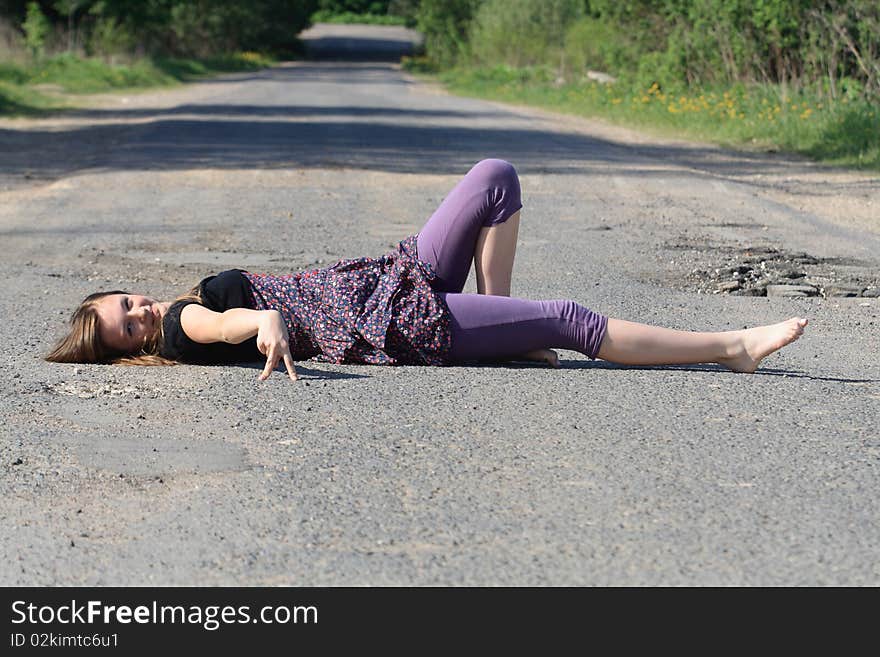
[{"left": 45, "top": 284, "right": 203, "bottom": 366}]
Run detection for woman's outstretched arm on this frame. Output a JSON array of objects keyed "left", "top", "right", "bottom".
[
  {"left": 181, "top": 304, "right": 268, "bottom": 344},
  {"left": 180, "top": 305, "right": 297, "bottom": 381}
]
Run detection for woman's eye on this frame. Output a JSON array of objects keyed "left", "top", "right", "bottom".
[{"left": 127, "top": 323, "right": 132, "bottom": 336}]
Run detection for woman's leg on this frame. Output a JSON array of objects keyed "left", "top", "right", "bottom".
[
  {"left": 416, "top": 159, "right": 522, "bottom": 293},
  {"left": 442, "top": 294, "right": 608, "bottom": 363},
  {"left": 470, "top": 209, "right": 562, "bottom": 366},
  {"left": 415, "top": 160, "right": 558, "bottom": 364},
  {"left": 474, "top": 210, "right": 520, "bottom": 296},
  {"left": 442, "top": 292, "right": 808, "bottom": 373},
  {"left": 597, "top": 316, "right": 808, "bottom": 373}
]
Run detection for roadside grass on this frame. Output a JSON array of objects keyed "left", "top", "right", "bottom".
[
  {"left": 0, "top": 51, "right": 275, "bottom": 116},
  {"left": 310, "top": 11, "right": 409, "bottom": 26},
  {"left": 417, "top": 63, "right": 880, "bottom": 170},
  {"left": 0, "top": 79, "right": 60, "bottom": 113}
]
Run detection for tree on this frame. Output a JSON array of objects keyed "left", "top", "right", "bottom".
[
  {"left": 55, "top": 0, "right": 90, "bottom": 51},
  {"left": 22, "top": 1, "right": 50, "bottom": 58}
]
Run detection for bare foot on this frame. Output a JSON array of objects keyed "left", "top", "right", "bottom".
[
  {"left": 718, "top": 317, "right": 809, "bottom": 373},
  {"left": 520, "top": 348, "right": 561, "bottom": 369}
]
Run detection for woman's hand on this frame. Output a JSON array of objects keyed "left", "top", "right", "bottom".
[{"left": 255, "top": 310, "right": 298, "bottom": 381}]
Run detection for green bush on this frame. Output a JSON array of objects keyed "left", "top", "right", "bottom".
[
  {"left": 0, "top": 61, "right": 30, "bottom": 84},
  {"left": 468, "top": 0, "right": 583, "bottom": 69},
  {"left": 87, "top": 16, "right": 136, "bottom": 58},
  {"left": 316, "top": 0, "right": 391, "bottom": 13},
  {"left": 78, "top": 0, "right": 317, "bottom": 57},
  {"left": 563, "top": 17, "right": 638, "bottom": 78},
  {"left": 22, "top": 1, "right": 51, "bottom": 58},
  {"left": 387, "top": 0, "right": 420, "bottom": 26},
  {"left": 419, "top": 0, "right": 879, "bottom": 102},
  {"left": 311, "top": 10, "right": 407, "bottom": 25},
  {"left": 415, "top": 0, "right": 479, "bottom": 68}
]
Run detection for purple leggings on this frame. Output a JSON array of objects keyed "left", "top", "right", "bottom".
[{"left": 416, "top": 159, "right": 608, "bottom": 363}]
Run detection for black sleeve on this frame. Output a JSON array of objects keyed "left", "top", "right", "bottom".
[
  {"left": 159, "top": 270, "right": 263, "bottom": 364},
  {"left": 201, "top": 269, "right": 254, "bottom": 312}
]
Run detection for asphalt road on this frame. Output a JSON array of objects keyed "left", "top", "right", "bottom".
[{"left": 1, "top": 26, "right": 878, "bottom": 585}]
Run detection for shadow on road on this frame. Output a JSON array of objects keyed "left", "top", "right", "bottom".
[
  {"left": 62, "top": 105, "right": 507, "bottom": 120},
  {"left": 0, "top": 63, "right": 825, "bottom": 184},
  {"left": 235, "top": 362, "right": 370, "bottom": 381},
  {"left": 201, "top": 359, "right": 877, "bottom": 383},
  {"left": 550, "top": 360, "right": 877, "bottom": 383},
  {"left": 302, "top": 35, "right": 418, "bottom": 61}
]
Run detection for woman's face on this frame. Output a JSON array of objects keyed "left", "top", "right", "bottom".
[{"left": 94, "top": 293, "right": 163, "bottom": 355}]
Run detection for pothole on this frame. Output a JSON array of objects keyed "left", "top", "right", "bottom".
[{"left": 658, "top": 238, "right": 879, "bottom": 298}]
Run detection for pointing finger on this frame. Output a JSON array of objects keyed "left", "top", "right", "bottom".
[
  {"left": 283, "top": 352, "right": 298, "bottom": 381},
  {"left": 259, "top": 351, "right": 278, "bottom": 381}
]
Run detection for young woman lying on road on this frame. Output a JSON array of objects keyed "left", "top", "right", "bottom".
[{"left": 46, "top": 159, "right": 808, "bottom": 380}]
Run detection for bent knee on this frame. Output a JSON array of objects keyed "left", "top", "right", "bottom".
[{"left": 469, "top": 158, "right": 519, "bottom": 188}]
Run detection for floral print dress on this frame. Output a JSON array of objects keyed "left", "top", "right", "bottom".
[{"left": 242, "top": 234, "right": 452, "bottom": 366}]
